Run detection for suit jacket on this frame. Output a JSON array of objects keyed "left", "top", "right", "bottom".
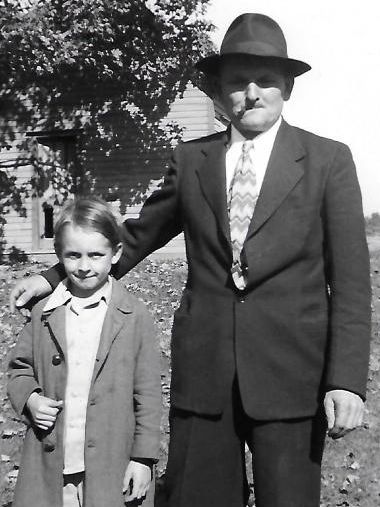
[
  {"left": 8, "top": 279, "right": 161, "bottom": 507},
  {"left": 44, "top": 120, "right": 372, "bottom": 420}
]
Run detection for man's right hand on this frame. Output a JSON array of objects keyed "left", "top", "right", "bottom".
[{"left": 10, "top": 275, "right": 52, "bottom": 315}]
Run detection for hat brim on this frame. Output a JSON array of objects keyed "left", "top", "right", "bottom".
[{"left": 195, "top": 53, "right": 311, "bottom": 77}]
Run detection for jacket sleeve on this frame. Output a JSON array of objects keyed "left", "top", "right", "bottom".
[
  {"left": 114, "top": 148, "right": 183, "bottom": 278},
  {"left": 8, "top": 318, "right": 42, "bottom": 421},
  {"left": 130, "top": 305, "right": 161, "bottom": 461},
  {"left": 323, "top": 143, "right": 371, "bottom": 399},
  {"left": 42, "top": 147, "right": 183, "bottom": 287}
]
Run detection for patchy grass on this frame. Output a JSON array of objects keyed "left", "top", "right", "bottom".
[{"left": 1, "top": 252, "right": 380, "bottom": 506}]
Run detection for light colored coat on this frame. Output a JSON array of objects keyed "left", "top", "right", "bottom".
[{"left": 8, "top": 279, "right": 161, "bottom": 507}]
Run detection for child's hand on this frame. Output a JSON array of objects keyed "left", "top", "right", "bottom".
[
  {"left": 26, "top": 392, "right": 63, "bottom": 430},
  {"left": 123, "top": 460, "right": 152, "bottom": 503}
]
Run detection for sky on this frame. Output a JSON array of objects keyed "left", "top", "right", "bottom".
[{"left": 204, "top": 0, "right": 380, "bottom": 215}]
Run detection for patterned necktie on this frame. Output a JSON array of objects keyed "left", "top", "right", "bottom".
[{"left": 228, "top": 140, "right": 257, "bottom": 290}]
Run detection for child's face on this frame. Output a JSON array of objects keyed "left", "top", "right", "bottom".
[{"left": 57, "top": 224, "right": 122, "bottom": 297}]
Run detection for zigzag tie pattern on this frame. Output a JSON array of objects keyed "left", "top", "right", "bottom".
[{"left": 228, "top": 140, "right": 257, "bottom": 290}]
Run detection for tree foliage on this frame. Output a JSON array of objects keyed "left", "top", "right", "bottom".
[
  {"left": 366, "top": 212, "right": 380, "bottom": 235},
  {"left": 0, "top": 0, "right": 214, "bottom": 251}
]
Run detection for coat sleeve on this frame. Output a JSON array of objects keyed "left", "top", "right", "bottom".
[
  {"left": 41, "top": 147, "right": 183, "bottom": 288},
  {"left": 323, "top": 143, "right": 371, "bottom": 399},
  {"left": 130, "top": 305, "right": 161, "bottom": 461},
  {"left": 8, "top": 317, "right": 42, "bottom": 421}
]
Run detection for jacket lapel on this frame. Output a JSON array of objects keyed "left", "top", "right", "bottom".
[
  {"left": 91, "top": 281, "right": 133, "bottom": 382},
  {"left": 196, "top": 130, "right": 231, "bottom": 244},
  {"left": 247, "top": 121, "right": 306, "bottom": 239}
]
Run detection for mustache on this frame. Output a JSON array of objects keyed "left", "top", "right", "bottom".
[{"left": 232, "top": 100, "right": 260, "bottom": 117}]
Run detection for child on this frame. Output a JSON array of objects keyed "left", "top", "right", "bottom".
[{"left": 8, "top": 196, "right": 161, "bottom": 507}]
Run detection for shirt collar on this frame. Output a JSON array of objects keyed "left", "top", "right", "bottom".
[
  {"left": 43, "top": 276, "right": 113, "bottom": 312},
  {"left": 229, "top": 116, "right": 282, "bottom": 150}
]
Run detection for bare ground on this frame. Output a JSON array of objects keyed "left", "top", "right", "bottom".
[{"left": 1, "top": 245, "right": 380, "bottom": 506}]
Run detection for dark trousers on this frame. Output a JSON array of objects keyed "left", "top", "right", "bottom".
[{"left": 165, "top": 382, "right": 326, "bottom": 507}]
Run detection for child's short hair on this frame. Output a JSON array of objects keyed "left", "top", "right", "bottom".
[{"left": 54, "top": 196, "right": 121, "bottom": 254}]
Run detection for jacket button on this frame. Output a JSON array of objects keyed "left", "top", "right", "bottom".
[{"left": 52, "top": 355, "right": 61, "bottom": 366}]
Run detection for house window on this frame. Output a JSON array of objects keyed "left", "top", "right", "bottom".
[
  {"left": 42, "top": 203, "right": 54, "bottom": 239},
  {"left": 27, "top": 130, "right": 82, "bottom": 251}
]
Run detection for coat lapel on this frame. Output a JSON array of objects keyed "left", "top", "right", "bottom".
[
  {"left": 91, "top": 281, "right": 133, "bottom": 382},
  {"left": 247, "top": 121, "right": 306, "bottom": 238},
  {"left": 43, "top": 306, "right": 68, "bottom": 359},
  {"left": 196, "top": 130, "right": 231, "bottom": 244}
]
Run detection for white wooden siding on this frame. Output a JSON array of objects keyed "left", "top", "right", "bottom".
[{"left": 1, "top": 83, "right": 226, "bottom": 260}]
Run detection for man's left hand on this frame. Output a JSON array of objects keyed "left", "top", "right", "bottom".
[{"left": 324, "top": 389, "right": 364, "bottom": 439}]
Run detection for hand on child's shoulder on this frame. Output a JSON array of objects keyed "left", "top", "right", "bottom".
[{"left": 10, "top": 274, "right": 52, "bottom": 315}]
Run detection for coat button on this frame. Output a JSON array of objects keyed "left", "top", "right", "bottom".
[
  {"left": 52, "top": 354, "right": 61, "bottom": 366},
  {"left": 43, "top": 442, "right": 55, "bottom": 452}
]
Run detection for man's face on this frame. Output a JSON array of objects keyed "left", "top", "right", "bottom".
[{"left": 218, "top": 55, "right": 293, "bottom": 138}]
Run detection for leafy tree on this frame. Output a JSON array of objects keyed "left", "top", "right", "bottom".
[
  {"left": 365, "top": 212, "right": 380, "bottom": 235},
  {"left": 369, "top": 212, "right": 380, "bottom": 225},
  {"left": 0, "top": 0, "right": 214, "bottom": 254}
]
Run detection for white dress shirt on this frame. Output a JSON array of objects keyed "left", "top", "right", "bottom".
[
  {"left": 43, "top": 278, "right": 112, "bottom": 474},
  {"left": 225, "top": 116, "right": 282, "bottom": 197}
]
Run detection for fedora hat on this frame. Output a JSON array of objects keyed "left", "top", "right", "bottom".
[{"left": 196, "top": 13, "right": 311, "bottom": 77}]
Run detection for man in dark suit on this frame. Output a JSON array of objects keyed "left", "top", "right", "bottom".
[{"left": 11, "top": 13, "right": 371, "bottom": 507}]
